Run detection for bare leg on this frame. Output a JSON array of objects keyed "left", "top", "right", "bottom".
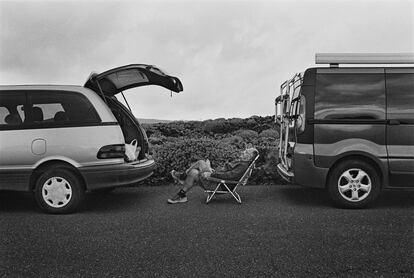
[
  {"left": 167, "top": 168, "right": 203, "bottom": 204},
  {"left": 172, "top": 159, "right": 211, "bottom": 183},
  {"left": 182, "top": 169, "right": 200, "bottom": 192},
  {"left": 185, "top": 159, "right": 212, "bottom": 175}
]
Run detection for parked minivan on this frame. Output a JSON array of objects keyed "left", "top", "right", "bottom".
[
  {"left": 0, "top": 64, "right": 183, "bottom": 213},
  {"left": 275, "top": 53, "right": 414, "bottom": 208}
]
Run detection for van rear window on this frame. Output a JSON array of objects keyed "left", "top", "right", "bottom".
[{"left": 315, "top": 74, "right": 385, "bottom": 120}]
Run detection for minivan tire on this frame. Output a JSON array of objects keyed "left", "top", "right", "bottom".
[
  {"left": 34, "top": 167, "right": 85, "bottom": 214},
  {"left": 327, "top": 159, "right": 381, "bottom": 208}
]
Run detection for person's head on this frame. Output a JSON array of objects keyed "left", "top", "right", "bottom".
[{"left": 239, "top": 146, "right": 258, "bottom": 161}]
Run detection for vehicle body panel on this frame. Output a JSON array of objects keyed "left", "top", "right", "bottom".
[
  {"left": 385, "top": 69, "right": 414, "bottom": 187},
  {"left": 292, "top": 143, "right": 328, "bottom": 188},
  {"left": 0, "top": 125, "right": 124, "bottom": 169},
  {"left": 313, "top": 125, "right": 387, "bottom": 167}
]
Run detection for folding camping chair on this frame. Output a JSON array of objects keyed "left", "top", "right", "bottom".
[{"left": 203, "top": 154, "right": 259, "bottom": 204}]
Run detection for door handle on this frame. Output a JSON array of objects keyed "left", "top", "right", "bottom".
[{"left": 388, "top": 119, "right": 400, "bottom": 125}]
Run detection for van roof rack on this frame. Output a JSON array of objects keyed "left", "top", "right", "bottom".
[{"left": 315, "top": 53, "right": 414, "bottom": 67}]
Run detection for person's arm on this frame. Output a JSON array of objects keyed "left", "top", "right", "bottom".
[
  {"left": 224, "top": 162, "right": 233, "bottom": 170},
  {"left": 211, "top": 161, "right": 249, "bottom": 181},
  {"left": 225, "top": 160, "right": 242, "bottom": 170}
]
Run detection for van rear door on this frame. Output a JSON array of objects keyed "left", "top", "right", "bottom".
[{"left": 385, "top": 69, "right": 414, "bottom": 187}]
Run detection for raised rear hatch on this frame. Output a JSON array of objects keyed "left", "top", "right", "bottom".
[{"left": 84, "top": 64, "right": 183, "bottom": 96}]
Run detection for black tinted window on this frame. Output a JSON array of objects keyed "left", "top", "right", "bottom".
[
  {"left": 386, "top": 73, "right": 414, "bottom": 122},
  {"left": 315, "top": 74, "right": 385, "bottom": 120},
  {"left": 0, "top": 91, "right": 26, "bottom": 128},
  {"left": 29, "top": 91, "right": 101, "bottom": 125}
]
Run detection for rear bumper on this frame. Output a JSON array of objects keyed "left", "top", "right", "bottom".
[
  {"left": 293, "top": 143, "right": 329, "bottom": 188},
  {"left": 276, "top": 163, "right": 294, "bottom": 183},
  {"left": 277, "top": 143, "right": 329, "bottom": 188},
  {"left": 79, "top": 159, "right": 156, "bottom": 190}
]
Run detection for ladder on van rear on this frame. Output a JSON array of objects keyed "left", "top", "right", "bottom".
[{"left": 275, "top": 72, "right": 303, "bottom": 180}]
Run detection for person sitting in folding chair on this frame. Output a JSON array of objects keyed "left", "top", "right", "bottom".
[{"left": 167, "top": 146, "right": 259, "bottom": 204}]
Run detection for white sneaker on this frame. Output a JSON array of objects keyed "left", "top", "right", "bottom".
[{"left": 167, "top": 194, "right": 188, "bottom": 204}]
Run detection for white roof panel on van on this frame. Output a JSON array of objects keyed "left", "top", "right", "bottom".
[{"left": 315, "top": 53, "right": 414, "bottom": 65}]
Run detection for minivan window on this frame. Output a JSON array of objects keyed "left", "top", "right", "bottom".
[
  {"left": 315, "top": 74, "right": 386, "bottom": 120},
  {"left": 0, "top": 91, "right": 26, "bottom": 127},
  {"left": 29, "top": 91, "right": 101, "bottom": 126},
  {"left": 386, "top": 73, "right": 414, "bottom": 122}
]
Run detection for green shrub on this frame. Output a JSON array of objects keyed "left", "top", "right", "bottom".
[
  {"left": 259, "top": 128, "right": 279, "bottom": 139},
  {"left": 250, "top": 147, "right": 283, "bottom": 184},
  {"left": 151, "top": 138, "right": 240, "bottom": 180},
  {"left": 203, "top": 119, "right": 233, "bottom": 134},
  {"left": 221, "top": 135, "right": 244, "bottom": 148},
  {"left": 148, "top": 135, "right": 166, "bottom": 145},
  {"left": 228, "top": 117, "right": 244, "bottom": 126},
  {"left": 233, "top": 129, "right": 258, "bottom": 141}
]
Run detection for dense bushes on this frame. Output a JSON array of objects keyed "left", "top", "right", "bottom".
[
  {"left": 233, "top": 129, "right": 258, "bottom": 141},
  {"left": 143, "top": 115, "right": 277, "bottom": 138},
  {"left": 142, "top": 115, "right": 284, "bottom": 185},
  {"left": 151, "top": 138, "right": 240, "bottom": 179},
  {"left": 259, "top": 128, "right": 279, "bottom": 139}
]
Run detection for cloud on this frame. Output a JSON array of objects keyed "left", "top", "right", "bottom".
[{"left": 1, "top": 0, "right": 413, "bottom": 120}]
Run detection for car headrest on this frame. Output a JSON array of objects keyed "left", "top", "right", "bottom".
[
  {"left": 4, "top": 113, "right": 22, "bottom": 125},
  {"left": 32, "top": 107, "right": 44, "bottom": 122}
]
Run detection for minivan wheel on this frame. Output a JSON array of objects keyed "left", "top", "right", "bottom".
[
  {"left": 35, "top": 168, "right": 85, "bottom": 214},
  {"left": 327, "top": 160, "right": 381, "bottom": 208}
]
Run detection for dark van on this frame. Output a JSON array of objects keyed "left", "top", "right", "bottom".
[{"left": 275, "top": 53, "right": 414, "bottom": 208}]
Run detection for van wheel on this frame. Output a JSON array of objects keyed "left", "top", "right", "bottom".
[
  {"left": 327, "top": 160, "right": 381, "bottom": 208},
  {"left": 34, "top": 168, "right": 85, "bottom": 214}
]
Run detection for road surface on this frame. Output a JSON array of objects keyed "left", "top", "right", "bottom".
[{"left": 1, "top": 185, "right": 413, "bottom": 277}]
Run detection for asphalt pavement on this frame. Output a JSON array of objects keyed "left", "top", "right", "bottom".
[{"left": 1, "top": 185, "right": 413, "bottom": 277}]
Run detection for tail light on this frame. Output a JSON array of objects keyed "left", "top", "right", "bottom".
[
  {"left": 97, "top": 144, "right": 125, "bottom": 159},
  {"left": 296, "top": 95, "right": 306, "bottom": 134}
]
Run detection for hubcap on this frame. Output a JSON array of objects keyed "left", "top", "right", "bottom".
[
  {"left": 42, "top": 177, "right": 72, "bottom": 208},
  {"left": 337, "top": 168, "right": 371, "bottom": 202}
]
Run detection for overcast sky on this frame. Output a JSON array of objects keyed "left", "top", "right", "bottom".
[{"left": 0, "top": 0, "right": 413, "bottom": 121}]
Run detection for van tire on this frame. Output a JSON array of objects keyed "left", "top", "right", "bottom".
[
  {"left": 327, "top": 160, "right": 381, "bottom": 208},
  {"left": 34, "top": 167, "right": 85, "bottom": 214}
]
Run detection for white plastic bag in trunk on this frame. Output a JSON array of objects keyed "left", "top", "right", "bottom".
[{"left": 125, "top": 139, "right": 141, "bottom": 162}]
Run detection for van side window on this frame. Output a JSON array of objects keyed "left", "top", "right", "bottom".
[
  {"left": 315, "top": 74, "right": 385, "bottom": 120},
  {"left": 29, "top": 91, "right": 101, "bottom": 126},
  {"left": 0, "top": 91, "right": 26, "bottom": 128},
  {"left": 386, "top": 73, "right": 414, "bottom": 123}
]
